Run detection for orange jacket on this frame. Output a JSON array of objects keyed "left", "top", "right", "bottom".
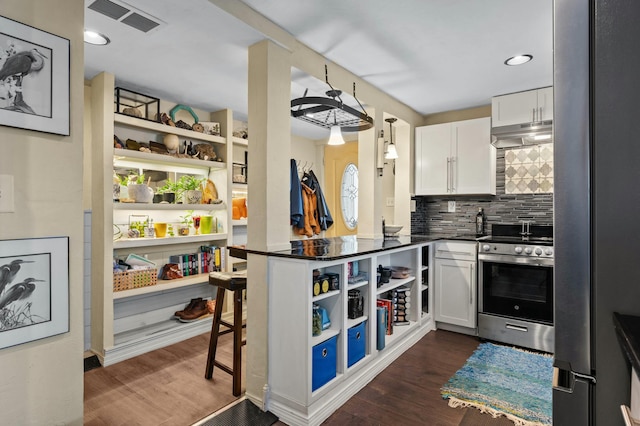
[{"left": 295, "top": 182, "right": 321, "bottom": 237}]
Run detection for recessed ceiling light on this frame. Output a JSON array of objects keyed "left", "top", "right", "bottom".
[
  {"left": 504, "top": 54, "right": 533, "bottom": 66},
  {"left": 84, "top": 30, "right": 110, "bottom": 45}
]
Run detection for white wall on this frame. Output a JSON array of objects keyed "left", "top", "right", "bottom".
[{"left": 0, "top": 1, "right": 85, "bottom": 424}]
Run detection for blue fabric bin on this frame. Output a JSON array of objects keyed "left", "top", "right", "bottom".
[
  {"left": 312, "top": 335, "right": 338, "bottom": 391},
  {"left": 347, "top": 320, "right": 366, "bottom": 367}
]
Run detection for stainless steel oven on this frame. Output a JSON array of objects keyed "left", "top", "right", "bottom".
[{"left": 477, "top": 224, "right": 554, "bottom": 353}]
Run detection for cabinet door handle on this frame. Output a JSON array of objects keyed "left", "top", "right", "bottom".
[
  {"left": 451, "top": 157, "right": 456, "bottom": 192},
  {"left": 539, "top": 106, "right": 543, "bottom": 121},
  {"left": 532, "top": 107, "right": 536, "bottom": 122},
  {"left": 446, "top": 157, "right": 451, "bottom": 192},
  {"left": 469, "top": 263, "right": 474, "bottom": 304}
]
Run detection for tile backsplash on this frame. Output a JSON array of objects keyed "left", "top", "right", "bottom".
[
  {"left": 411, "top": 146, "right": 553, "bottom": 236},
  {"left": 504, "top": 144, "right": 554, "bottom": 194}
]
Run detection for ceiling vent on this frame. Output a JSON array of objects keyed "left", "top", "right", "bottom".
[{"left": 87, "top": 0, "right": 162, "bottom": 33}]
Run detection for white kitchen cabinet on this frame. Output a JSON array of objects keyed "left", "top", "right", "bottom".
[
  {"left": 491, "top": 86, "right": 554, "bottom": 127},
  {"left": 434, "top": 241, "right": 477, "bottom": 330},
  {"left": 415, "top": 117, "right": 495, "bottom": 196}
]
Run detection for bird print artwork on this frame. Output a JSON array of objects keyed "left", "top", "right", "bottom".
[
  {"left": 0, "top": 255, "right": 50, "bottom": 332},
  {"left": 0, "top": 35, "right": 52, "bottom": 116}
]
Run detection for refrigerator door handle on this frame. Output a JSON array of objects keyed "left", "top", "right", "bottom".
[{"left": 553, "top": 367, "right": 596, "bottom": 393}]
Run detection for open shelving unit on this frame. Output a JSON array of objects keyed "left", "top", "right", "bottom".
[
  {"left": 89, "top": 72, "right": 242, "bottom": 366},
  {"left": 266, "top": 243, "right": 435, "bottom": 424}
]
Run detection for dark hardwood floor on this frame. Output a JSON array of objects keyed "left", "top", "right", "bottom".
[
  {"left": 84, "top": 331, "right": 244, "bottom": 426},
  {"left": 84, "top": 329, "right": 509, "bottom": 426},
  {"left": 318, "top": 330, "right": 489, "bottom": 426}
]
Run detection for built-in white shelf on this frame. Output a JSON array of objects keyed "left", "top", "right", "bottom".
[
  {"left": 114, "top": 148, "right": 226, "bottom": 170},
  {"left": 312, "top": 289, "right": 340, "bottom": 302},
  {"left": 347, "top": 316, "right": 368, "bottom": 329},
  {"left": 375, "top": 276, "right": 415, "bottom": 295},
  {"left": 382, "top": 321, "right": 417, "bottom": 348},
  {"left": 112, "top": 273, "right": 211, "bottom": 299},
  {"left": 115, "top": 113, "right": 226, "bottom": 145},
  {"left": 311, "top": 328, "right": 340, "bottom": 347},
  {"left": 348, "top": 280, "right": 369, "bottom": 290},
  {"left": 113, "top": 233, "right": 227, "bottom": 249},
  {"left": 114, "top": 202, "right": 226, "bottom": 211},
  {"left": 232, "top": 218, "right": 248, "bottom": 226},
  {"left": 232, "top": 137, "right": 248, "bottom": 146}
]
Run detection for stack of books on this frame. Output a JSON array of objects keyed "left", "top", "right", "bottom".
[{"left": 167, "top": 245, "right": 226, "bottom": 276}]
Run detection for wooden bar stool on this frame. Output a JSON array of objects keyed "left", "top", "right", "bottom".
[{"left": 205, "top": 270, "right": 247, "bottom": 396}]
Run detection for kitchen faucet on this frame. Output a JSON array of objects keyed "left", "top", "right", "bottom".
[{"left": 520, "top": 221, "right": 532, "bottom": 238}]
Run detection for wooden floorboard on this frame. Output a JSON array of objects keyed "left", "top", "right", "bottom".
[{"left": 85, "top": 329, "right": 509, "bottom": 426}]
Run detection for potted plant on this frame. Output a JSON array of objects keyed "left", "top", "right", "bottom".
[
  {"left": 126, "top": 174, "right": 154, "bottom": 203},
  {"left": 177, "top": 175, "right": 205, "bottom": 204},
  {"left": 177, "top": 210, "right": 194, "bottom": 236},
  {"left": 154, "top": 179, "right": 178, "bottom": 203}
]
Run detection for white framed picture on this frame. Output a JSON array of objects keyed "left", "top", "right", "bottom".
[
  {"left": 0, "top": 237, "right": 69, "bottom": 349},
  {"left": 0, "top": 15, "right": 70, "bottom": 136}
]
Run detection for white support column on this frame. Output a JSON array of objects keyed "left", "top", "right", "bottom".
[
  {"left": 357, "top": 108, "right": 383, "bottom": 239},
  {"left": 394, "top": 122, "right": 412, "bottom": 234},
  {"left": 246, "top": 39, "right": 292, "bottom": 406}
]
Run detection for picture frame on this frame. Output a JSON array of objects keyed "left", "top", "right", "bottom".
[
  {"left": 0, "top": 15, "right": 70, "bottom": 136},
  {"left": 0, "top": 237, "right": 69, "bottom": 350}
]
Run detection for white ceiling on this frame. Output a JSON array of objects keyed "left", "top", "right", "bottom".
[{"left": 84, "top": 0, "right": 553, "bottom": 139}]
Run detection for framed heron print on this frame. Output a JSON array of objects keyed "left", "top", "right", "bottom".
[
  {"left": 0, "top": 237, "right": 69, "bottom": 350},
  {"left": 0, "top": 15, "right": 70, "bottom": 136}
]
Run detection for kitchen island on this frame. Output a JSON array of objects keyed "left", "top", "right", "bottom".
[{"left": 233, "top": 235, "right": 439, "bottom": 426}]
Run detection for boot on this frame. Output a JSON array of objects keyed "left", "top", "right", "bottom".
[
  {"left": 174, "top": 297, "right": 202, "bottom": 318},
  {"left": 178, "top": 299, "right": 209, "bottom": 322}
]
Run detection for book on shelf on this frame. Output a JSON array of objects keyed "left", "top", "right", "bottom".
[{"left": 376, "top": 299, "right": 393, "bottom": 335}]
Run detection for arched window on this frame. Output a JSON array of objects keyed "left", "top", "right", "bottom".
[{"left": 340, "top": 163, "right": 358, "bottom": 230}]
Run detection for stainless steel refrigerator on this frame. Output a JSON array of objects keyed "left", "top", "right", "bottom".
[{"left": 553, "top": 0, "right": 640, "bottom": 424}]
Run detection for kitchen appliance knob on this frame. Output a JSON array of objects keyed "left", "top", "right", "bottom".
[
  {"left": 535, "top": 247, "right": 543, "bottom": 256},
  {"left": 545, "top": 248, "right": 553, "bottom": 256},
  {"left": 514, "top": 246, "right": 523, "bottom": 254},
  {"left": 524, "top": 247, "right": 533, "bottom": 254},
  {"left": 482, "top": 244, "right": 491, "bottom": 252}
]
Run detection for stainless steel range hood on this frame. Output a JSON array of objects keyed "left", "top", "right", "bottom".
[{"left": 491, "top": 120, "right": 553, "bottom": 148}]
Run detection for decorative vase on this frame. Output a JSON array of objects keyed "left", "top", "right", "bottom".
[
  {"left": 163, "top": 134, "right": 180, "bottom": 153},
  {"left": 184, "top": 190, "right": 202, "bottom": 204},
  {"left": 128, "top": 184, "right": 154, "bottom": 203}
]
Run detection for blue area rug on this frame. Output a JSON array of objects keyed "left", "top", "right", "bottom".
[{"left": 441, "top": 342, "right": 553, "bottom": 426}]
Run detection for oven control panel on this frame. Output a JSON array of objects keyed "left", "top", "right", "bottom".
[{"left": 480, "top": 243, "right": 553, "bottom": 258}]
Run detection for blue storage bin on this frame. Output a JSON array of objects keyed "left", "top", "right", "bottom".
[
  {"left": 348, "top": 320, "right": 366, "bottom": 367},
  {"left": 312, "top": 335, "right": 338, "bottom": 391}
]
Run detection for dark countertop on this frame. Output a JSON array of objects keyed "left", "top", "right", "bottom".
[
  {"left": 229, "top": 233, "right": 479, "bottom": 261},
  {"left": 613, "top": 312, "right": 640, "bottom": 373}
]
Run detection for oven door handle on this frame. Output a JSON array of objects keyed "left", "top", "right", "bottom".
[
  {"left": 506, "top": 323, "right": 528, "bottom": 332},
  {"left": 478, "top": 253, "right": 554, "bottom": 267}
]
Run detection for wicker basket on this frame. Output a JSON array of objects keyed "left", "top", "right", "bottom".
[{"left": 113, "top": 268, "right": 158, "bottom": 292}]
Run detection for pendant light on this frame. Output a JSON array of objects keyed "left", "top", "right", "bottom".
[
  {"left": 327, "top": 109, "right": 345, "bottom": 145},
  {"left": 385, "top": 118, "right": 398, "bottom": 159}
]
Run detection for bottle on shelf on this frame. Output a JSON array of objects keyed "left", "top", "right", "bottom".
[
  {"left": 312, "top": 304, "right": 322, "bottom": 336},
  {"left": 476, "top": 207, "right": 485, "bottom": 237}
]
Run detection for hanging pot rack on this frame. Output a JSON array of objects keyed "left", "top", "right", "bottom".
[{"left": 291, "top": 65, "right": 374, "bottom": 132}]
